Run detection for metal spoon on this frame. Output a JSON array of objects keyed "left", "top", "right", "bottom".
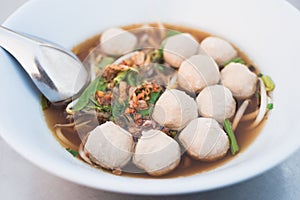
[{"left": 0, "top": 25, "right": 89, "bottom": 103}]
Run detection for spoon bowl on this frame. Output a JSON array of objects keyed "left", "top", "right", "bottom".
[{"left": 0, "top": 26, "right": 89, "bottom": 103}]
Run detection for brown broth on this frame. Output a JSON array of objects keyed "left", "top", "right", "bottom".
[{"left": 43, "top": 23, "right": 266, "bottom": 178}]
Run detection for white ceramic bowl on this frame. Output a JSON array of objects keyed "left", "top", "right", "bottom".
[{"left": 1, "top": 0, "right": 300, "bottom": 195}]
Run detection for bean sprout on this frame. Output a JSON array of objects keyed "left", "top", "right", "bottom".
[
  {"left": 232, "top": 99, "right": 250, "bottom": 131},
  {"left": 55, "top": 128, "right": 78, "bottom": 150},
  {"left": 241, "top": 109, "right": 259, "bottom": 122},
  {"left": 247, "top": 78, "right": 268, "bottom": 129}
]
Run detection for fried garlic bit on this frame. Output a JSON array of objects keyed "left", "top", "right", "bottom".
[
  {"left": 121, "top": 51, "right": 151, "bottom": 67},
  {"left": 102, "top": 51, "right": 148, "bottom": 83},
  {"left": 126, "top": 81, "right": 162, "bottom": 115},
  {"left": 102, "top": 64, "right": 131, "bottom": 81},
  {"left": 95, "top": 90, "right": 112, "bottom": 106}
]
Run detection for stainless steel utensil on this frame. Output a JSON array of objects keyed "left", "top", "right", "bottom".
[{"left": 0, "top": 26, "right": 89, "bottom": 103}]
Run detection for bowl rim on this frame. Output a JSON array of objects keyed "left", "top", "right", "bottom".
[{"left": 1, "top": 0, "right": 300, "bottom": 195}]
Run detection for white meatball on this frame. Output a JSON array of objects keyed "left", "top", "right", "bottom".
[
  {"left": 196, "top": 85, "right": 236, "bottom": 122},
  {"left": 200, "top": 36, "right": 238, "bottom": 66},
  {"left": 133, "top": 129, "right": 181, "bottom": 176},
  {"left": 85, "top": 121, "right": 134, "bottom": 170},
  {"left": 221, "top": 63, "right": 257, "bottom": 99},
  {"left": 179, "top": 118, "right": 229, "bottom": 161},
  {"left": 178, "top": 55, "right": 220, "bottom": 93},
  {"left": 152, "top": 89, "right": 198, "bottom": 130},
  {"left": 163, "top": 33, "right": 199, "bottom": 68},
  {"left": 100, "top": 28, "right": 137, "bottom": 56}
]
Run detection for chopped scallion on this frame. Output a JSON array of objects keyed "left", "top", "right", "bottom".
[
  {"left": 113, "top": 71, "right": 128, "bottom": 84},
  {"left": 73, "top": 77, "right": 106, "bottom": 112},
  {"left": 150, "top": 49, "right": 163, "bottom": 63},
  {"left": 66, "top": 148, "right": 78, "bottom": 157},
  {"left": 261, "top": 75, "right": 275, "bottom": 92},
  {"left": 224, "top": 119, "right": 239, "bottom": 155},
  {"left": 169, "top": 130, "right": 177, "bottom": 138},
  {"left": 267, "top": 103, "right": 274, "bottom": 110},
  {"left": 224, "top": 57, "right": 245, "bottom": 66}
]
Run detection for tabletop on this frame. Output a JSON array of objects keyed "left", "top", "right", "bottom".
[{"left": 1, "top": 0, "right": 300, "bottom": 199}]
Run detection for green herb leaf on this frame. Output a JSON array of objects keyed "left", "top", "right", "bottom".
[
  {"left": 127, "top": 71, "right": 137, "bottom": 86},
  {"left": 112, "top": 100, "right": 128, "bottom": 119},
  {"left": 103, "top": 105, "right": 112, "bottom": 112},
  {"left": 267, "top": 103, "right": 274, "bottom": 110},
  {"left": 89, "top": 98, "right": 111, "bottom": 112},
  {"left": 40, "top": 95, "right": 49, "bottom": 110},
  {"left": 72, "top": 77, "right": 102, "bottom": 112},
  {"left": 148, "top": 92, "right": 162, "bottom": 104},
  {"left": 66, "top": 148, "right": 78, "bottom": 157},
  {"left": 160, "top": 30, "right": 182, "bottom": 49},
  {"left": 138, "top": 92, "right": 161, "bottom": 117},
  {"left": 96, "top": 57, "right": 115, "bottom": 69},
  {"left": 224, "top": 119, "right": 239, "bottom": 155},
  {"left": 224, "top": 57, "right": 245, "bottom": 66},
  {"left": 126, "top": 70, "right": 142, "bottom": 86},
  {"left": 261, "top": 75, "right": 275, "bottom": 92},
  {"left": 86, "top": 104, "right": 112, "bottom": 113},
  {"left": 97, "top": 77, "right": 108, "bottom": 92},
  {"left": 165, "top": 30, "right": 181, "bottom": 38},
  {"left": 139, "top": 109, "right": 149, "bottom": 117},
  {"left": 139, "top": 106, "right": 154, "bottom": 117}
]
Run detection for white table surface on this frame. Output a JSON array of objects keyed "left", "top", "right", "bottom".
[{"left": 1, "top": 0, "right": 300, "bottom": 199}]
